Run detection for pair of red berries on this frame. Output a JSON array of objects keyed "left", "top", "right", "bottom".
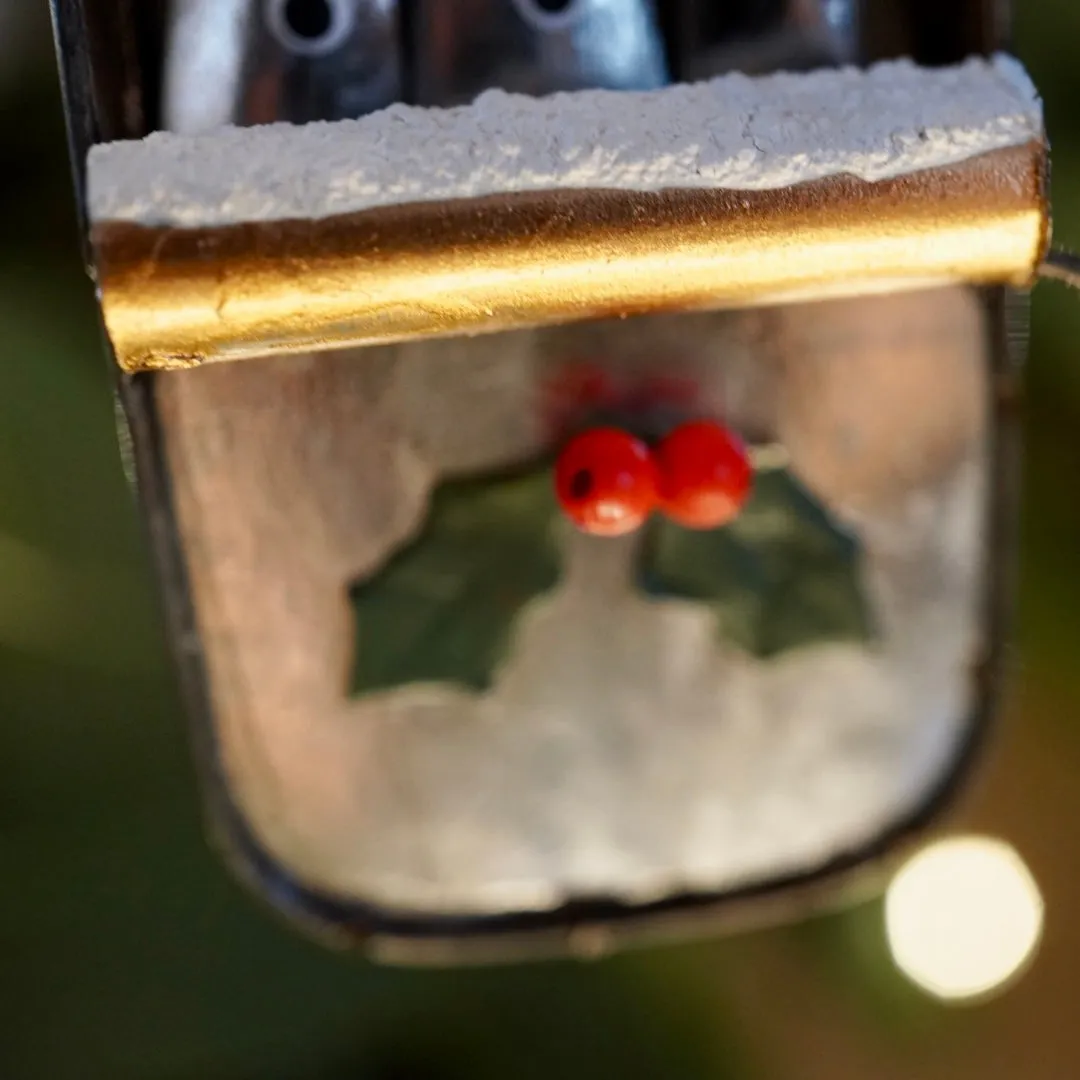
[{"left": 554, "top": 420, "right": 752, "bottom": 537}]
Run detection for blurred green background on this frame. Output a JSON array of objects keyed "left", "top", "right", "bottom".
[{"left": 3, "top": 3, "right": 1080, "bottom": 1077}]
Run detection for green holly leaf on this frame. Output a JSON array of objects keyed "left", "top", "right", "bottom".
[
  {"left": 349, "top": 467, "right": 561, "bottom": 696},
  {"left": 642, "top": 468, "right": 874, "bottom": 657}
]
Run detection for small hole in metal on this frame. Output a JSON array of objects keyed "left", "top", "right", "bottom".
[
  {"left": 514, "top": 0, "right": 583, "bottom": 30},
  {"left": 283, "top": 0, "right": 333, "bottom": 39},
  {"left": 268, "top": 0, "right": 351, "bottom": 56}
]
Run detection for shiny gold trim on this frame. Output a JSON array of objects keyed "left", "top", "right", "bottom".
[{"left": 92, "top": 143, "right": 1048, "bottom": 373}]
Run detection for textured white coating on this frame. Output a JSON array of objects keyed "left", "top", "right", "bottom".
[
  {"left": 89, "top": 54, "right": 1042, "bottom": 229},
  {"left": 164, "top": 290, "right": 992, "bottom": 917}
]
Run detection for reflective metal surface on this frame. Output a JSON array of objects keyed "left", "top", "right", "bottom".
[
  {"left": 822, "top": 0, "right": 859, "bottom": 56},
  {"left": 671, "top": 0, "right": 859, "bottom": 79},
  {"left": 163, "top": 0, "right": 402, "bottom": 131},
  {"left": 411, "top": 0, "right": 668, "bottom": 104}
]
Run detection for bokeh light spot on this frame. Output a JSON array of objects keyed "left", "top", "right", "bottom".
[{"left": 885, "top": 835, "right": 1044, "bottom": 1002}]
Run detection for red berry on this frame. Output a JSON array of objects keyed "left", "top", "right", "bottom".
[
  {"left": 655, "top": 420, "right": 752, "bottom": 529},
  {"left": 555, "top": 428, "right": 659, "bottom": 537}
]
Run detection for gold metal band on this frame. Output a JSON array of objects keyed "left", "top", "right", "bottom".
[{"left": 92, "top": 142, "right": 1048, "bottom": 373}]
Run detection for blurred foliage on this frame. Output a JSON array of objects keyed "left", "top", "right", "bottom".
[{"left": 2, "top": 3, "right": 1080, "bottom": 1078}]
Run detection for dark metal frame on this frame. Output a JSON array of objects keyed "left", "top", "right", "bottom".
[{"left": 50, "top": 0, "right": 1025, "bottom": 963}]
